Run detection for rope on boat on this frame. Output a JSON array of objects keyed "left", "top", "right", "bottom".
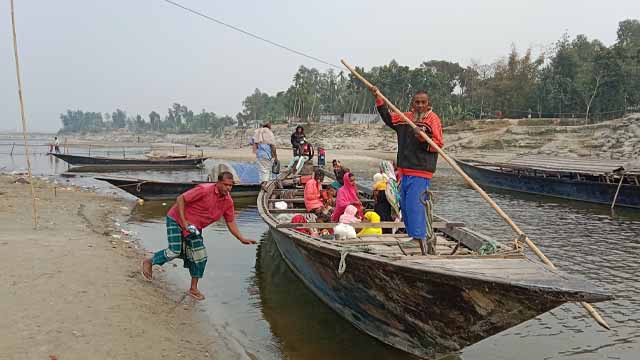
[
  {"left": 420, "top": 190, "right": 437, "bottom": 254},
  {"left": 337, "top": 249, "right": 349, "bottom": 277},
  {"left": 337, "top": 244, "right": 373, "bottom": 278}
]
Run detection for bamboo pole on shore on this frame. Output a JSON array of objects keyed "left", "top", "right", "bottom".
[
  {"left": 341, "top": 59, "right": 610, "bottom": 330},
  {"left": 10, "top": 0, "right": 38, "bottom": 229}
]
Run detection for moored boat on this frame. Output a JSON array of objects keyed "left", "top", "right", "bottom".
[
  {"left": 51, "top": 153, "right": 207, "bottom": 171},
  {"left": 455, "top": 156, "right": 640, "bottom": 209},
  {"left": 96, "top": 176, "right": 261, "bottom": 200},
  {"left": 257, "top": 175, "right": 613, "bottom": 359}
]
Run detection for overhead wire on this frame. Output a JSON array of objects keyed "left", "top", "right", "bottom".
[{"left": 161, "top": 0, "right": 342, "bottom": 70}]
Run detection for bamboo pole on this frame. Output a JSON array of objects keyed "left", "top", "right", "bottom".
[
  {"left": 10, "top": 0, "right": 38, "bottom": 229},
  {"left": 611, "top": 174, "right": 624, "bottom": 210},
  {"left": 341, "top": 59, "right": 610, "bottom": 330}
]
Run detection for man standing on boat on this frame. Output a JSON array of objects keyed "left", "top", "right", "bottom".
[
  {"left": 141, "top": 171, "right": 256, "bottom": 300},
  {"left": 252, "top": 123, "right": 278, "bottom": 183},
  {"left": 369, "top": 87, "right": 443, "bottom": 255}
]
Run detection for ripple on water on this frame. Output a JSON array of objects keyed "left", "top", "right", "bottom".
[{"left": 120, "top": 163, "right": 640, "bottom": 359}]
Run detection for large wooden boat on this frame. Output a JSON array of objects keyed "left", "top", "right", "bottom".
[
  {"left": 50, "top": 153, "right": 207, "bottom": 171},
  {"left": 95, "top": 177, "right": 261, "bottom": 200},
  {"left": 257, "top": 175, "right": 612, "bottom": 359},
  {"left": 456, "top": 156, "right": 640, "bottom": 209}
]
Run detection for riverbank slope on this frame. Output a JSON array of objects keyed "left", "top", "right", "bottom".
[{"left": 0, "top": 176, "right": 211, "bottom": 360}]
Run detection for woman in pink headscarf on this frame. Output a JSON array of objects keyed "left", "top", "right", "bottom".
[{"left": 331, "top": 172, "right": 363, "bottom": 222}]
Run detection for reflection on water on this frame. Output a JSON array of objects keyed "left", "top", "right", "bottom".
[
  {"left": 6, "top": 137, "right": 639, "bottom": 359},
  {"left": 255, "top": 232, "right": 422, "bottom": 360}
]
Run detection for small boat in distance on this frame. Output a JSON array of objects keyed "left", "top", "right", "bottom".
[
  {"left": 257, "top": 174, "right": 612, "bottom": 358},
  {"left": 50, "top": 153, "right": 207, "bottom": 171},
  {"left": 95, "top": 176, "right": 261, "bottom": 201},
  {"left": 456, "top": 156, "right": 640, "bottom": 209}
]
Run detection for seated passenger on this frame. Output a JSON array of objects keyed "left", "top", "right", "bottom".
[
  {"left": 357, "top": 211, "right": 382, "bottom": 236},
  {"left": 331, "top": 172, "right": 363, "bottom": 222},
  {"left": 339, "top": 205, "right": 361, "bottom": 224},
  {"left": 304, "top": 169, "right": 325, "bottom": 213},
  {"left": 291, "top": 214, "right": 310, "bottom": 235}
]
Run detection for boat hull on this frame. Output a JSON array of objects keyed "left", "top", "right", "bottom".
[
  {"left": 457, "top": 160, "right": 640, "bottom": 209},
  {"left": 51, "top": 153, "right": 206, "bottom": 169},
  {"left": 268, "top": 227, "right": 568, "bottom": 358},
  {"left": 95, "top": 177, "right": 260, "bottom": 200}
]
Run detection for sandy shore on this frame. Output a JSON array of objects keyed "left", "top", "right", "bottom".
[{"left": 0, "top": 176, "right": 212, "bottom": 359}]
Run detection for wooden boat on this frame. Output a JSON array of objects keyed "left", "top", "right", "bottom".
[
  {"left": 456, "top": 156, "right": 640, "bottom": 209},
  {"left": 50, "top": 153, "right": 207, "bottom": 170},
  {"left": 257, "top": 175, "right": 613, "bottom": 359},
  {"left": 95, "top": 176, "right": 261, "bottom": 200}
]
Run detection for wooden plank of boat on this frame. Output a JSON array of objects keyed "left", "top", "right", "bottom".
[
  {"left": 465, "top": 156, "right": 638, "bottom": 176},
  {"left": 257, "top": 177, "right": 613, "bottom": 359},
  {"left": 456, "top": 158, "right": 640, "bottom": 209},
  {"left": 268, "top": 198, "right": 374, "bottom": 204},
  {"left": 275, "top": 221, "right": 464, "bottom": 229}
]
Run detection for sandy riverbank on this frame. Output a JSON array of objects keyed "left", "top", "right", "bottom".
[{"left": 0, "top": 176, "right": 212, "bottom": 359}]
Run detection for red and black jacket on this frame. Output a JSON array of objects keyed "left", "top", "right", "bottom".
[{"left": 376, "top": 98, "right": 444, "bottom": 179}]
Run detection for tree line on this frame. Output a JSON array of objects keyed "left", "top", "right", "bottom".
[
  {"left": 238, "top": 19, "right": 640, "bottom": 124},
  {"left": 61, "top": 19, "right": 639, "bottom": 133},
  {"left": 60, "top": 103, "right": 235, "bottom": 135}
]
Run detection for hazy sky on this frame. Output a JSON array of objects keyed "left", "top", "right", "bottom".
[{"left": 1, "top": 0, "right": 638, "bottom": 132}]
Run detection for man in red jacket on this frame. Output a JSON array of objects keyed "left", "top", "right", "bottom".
[{"left": 370, "top": 87, "right": 444, "bottom": 255}]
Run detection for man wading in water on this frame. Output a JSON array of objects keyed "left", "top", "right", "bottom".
[
  {"left": 369, "top": 87, "right": 444, "bottom": 255},
  {"left": 141, "top": 171, "right": 256, "bottom": 300}
]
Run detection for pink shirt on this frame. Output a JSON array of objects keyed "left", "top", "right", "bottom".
[
  {"left": 167, "top": 183, "right": 235, "bottom": 232},
  {"left": 304, "top": 178, "right": 324, "bottom": 211}
]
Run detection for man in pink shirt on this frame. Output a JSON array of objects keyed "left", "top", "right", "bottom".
[{"left": 141, "top": 171, "right": 256, "bottom": 300}]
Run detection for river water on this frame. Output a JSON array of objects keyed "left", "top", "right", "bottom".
[{"left": 3, "top": 138, "right": 639, "bottom": 359}]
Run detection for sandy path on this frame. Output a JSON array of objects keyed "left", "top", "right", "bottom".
[{"left": 0, "top": 176, "right": 212, "bottom": 360}]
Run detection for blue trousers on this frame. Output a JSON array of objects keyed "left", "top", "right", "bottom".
[{"left": 400, "top": 175, "right": 430, "bottom": 240}]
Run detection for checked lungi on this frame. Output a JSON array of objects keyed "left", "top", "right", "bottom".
[{"left": 151, "top": 216, "right": 208, "bottom": 278}]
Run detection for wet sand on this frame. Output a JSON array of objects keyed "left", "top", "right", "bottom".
[{"left": 0, "top": 176, "right": 212, "bottom": 359}]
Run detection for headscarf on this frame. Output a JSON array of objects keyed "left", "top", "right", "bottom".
[
  {"left": 372, "top": 172, "right": 387, "bottom": 191},
  {"left": 339, "top": 205, "right": 360, "bottom": 224},
  {"left": 381, "top": 161, "right": 401, "bottom": 218},
  {"left": 331, "top": 172, "right": 360, "bottom": 222},
  {"left": 357, "top": 211, "right": 382, "bottom": 236},
  {"left": 291, "top": 214, "right": 310, "bottom": 235}
]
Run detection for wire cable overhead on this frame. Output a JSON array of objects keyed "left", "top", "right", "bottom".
[{"left": 162, "top": 0, "right": 342, "bottom": 69}]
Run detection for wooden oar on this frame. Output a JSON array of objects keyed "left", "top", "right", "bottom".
[{"left": 341, "top": 59, "right": 610, "bottom": 330}]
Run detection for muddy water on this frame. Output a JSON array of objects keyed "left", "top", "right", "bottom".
[{"left": 3, "top": 141, "right": 639, "bottom": 359}]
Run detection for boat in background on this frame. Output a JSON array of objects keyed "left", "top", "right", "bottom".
[
  {"left": 257, "top": 174, "right": 612, "bottom": 358},
  {"left": 50, "top": 153, "right": 207, "bottom": 171},
  {"left": 456, "top": 156, "right": 640, "bottom": 209},
  {"left": 96, "top": 177, "right": 261, "bottom": 200}
]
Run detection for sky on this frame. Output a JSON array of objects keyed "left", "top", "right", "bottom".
[{"left": 1, "top": 0, "right": 638, "bottom": 132}]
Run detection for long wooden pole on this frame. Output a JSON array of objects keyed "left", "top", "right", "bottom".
[
  {"left": 341, "top": 59, "right": 610, "bottom": 330},
  {"left": 10, "top": 0, "right": 38, "bottom": 229}
]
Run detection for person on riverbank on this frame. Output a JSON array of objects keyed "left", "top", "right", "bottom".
[
  {"left": 54, "top": 136, "right": 60, "bottom": 153},
  {"left": 287, "top": 139, "right": 313, "bottom": 175},
  {"left": 369, "top": 87, "right": 443, "bottom": 255},
  {"left": 141, "top": 171, "right": 256, "bottom": 300},
  {"left": 252, "top": 123, "right": 278, "bottom": 183},
  {"left": 290, "top": 125, "right": 305, "bottom": 157}
]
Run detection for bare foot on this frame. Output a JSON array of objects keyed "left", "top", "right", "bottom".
[
  {"left": 141, "top": 259, "right": 153, "bottom": 281},
  {"left": 187, "top": 288, "right": 205, "bottom": 301}
]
